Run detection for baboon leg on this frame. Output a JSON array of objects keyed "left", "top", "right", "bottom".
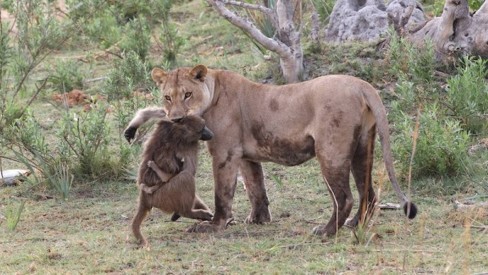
[
  {"left": 180, "top": 208, "right": 214, "bottom": 221},
  {"left": 240, "top": 160, "right": 271, "bottom": 224},
  {"left": 349, "top": 127, "right": 377, "bottom": 227},
  {"left": 193, "top": 195, "right": 212, "bottom": 211},
  {"left": 313, "top": 151, "right": 354, "bottom": 236},
  {"left": 131, "top": 200, "right": 151, "bottom": 246},
  {"left": 171, "top": 196, "right": 212, "bottom": 222}
]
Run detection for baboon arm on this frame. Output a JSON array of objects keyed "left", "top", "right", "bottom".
[
  {"left": 124, "top": 107, "right": 166, "bottom": 142},
  {"left": 148, "top": 161, "right": 173, "bottom": 183},
  {"left": 170, "top": 153, "right": 198, "bottom": 183}
]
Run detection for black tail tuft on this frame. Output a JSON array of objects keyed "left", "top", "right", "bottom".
[{"left": 403, "top": 202, "right": 418, "bottom": 219}]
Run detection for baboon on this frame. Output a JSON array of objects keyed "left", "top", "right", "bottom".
[{"left": 128, "top": 114, "right": 214, "bottom": 246}]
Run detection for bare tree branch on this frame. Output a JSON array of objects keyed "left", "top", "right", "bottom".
[
  {"left": 221, "top": 0, "right": 273, "bottom": 14},
  {"left": 206, "top": 0, "right": 293, "bottom": 59}
]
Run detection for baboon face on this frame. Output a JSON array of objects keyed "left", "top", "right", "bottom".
[{"left": 171, "top": 115, "right": 213, "bottom": 143}]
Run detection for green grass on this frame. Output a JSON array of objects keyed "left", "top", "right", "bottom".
[
  {"left": 1, "top": 0, "right": 487, "bottom": 273},
  {"left": 1, "top": 150, "right": 487, "bottom": 273}
]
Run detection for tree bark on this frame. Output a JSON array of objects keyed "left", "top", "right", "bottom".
[
  {"left": 326, "top": 0, "right": 488, "bottom": 62},
  {"left": 206, "top": 0, "right": 303, "bottom": 83}
]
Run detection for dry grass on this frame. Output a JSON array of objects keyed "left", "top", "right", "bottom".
[
  {"left": 1, "top": 1, "right": 487, "bottom": 273},
  {"left": 1, "top": 151, "right": 487, "bottom": 273}
]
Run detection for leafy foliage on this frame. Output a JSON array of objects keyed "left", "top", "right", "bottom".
[
  {"left": 446, "top": 57, "right": 488, "bottom": 134},
  {"left": 103, "top": 51, "right": 152, "bottom": 101},
  {"left": 392, "top": 104, "right": 471, "bottom": 180}
]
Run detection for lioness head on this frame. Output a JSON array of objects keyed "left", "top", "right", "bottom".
[{"left": 151, "top": 65, "right": 213, "bottom": 121}]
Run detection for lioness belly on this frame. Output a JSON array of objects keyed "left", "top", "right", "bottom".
[{"left": 245, "top": 133, "right": 315, "bottom": 166}]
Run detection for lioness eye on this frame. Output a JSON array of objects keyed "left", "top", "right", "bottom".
[
  {"left": 184, "top": 92, "right": 192, "bottom": 99},
  {"left": 164, "top": 95, "right": 171, "bottom": 101}
]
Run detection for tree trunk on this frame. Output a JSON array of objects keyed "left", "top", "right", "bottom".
[
  {"left": 325, "top": 0, "right": 488, "bottom": 61},
  {"left": 408, "top": 0, "right": 488, "bottom": 61},
  {"left": 206, "top": 0, "right": 303, "bottom": 83}
]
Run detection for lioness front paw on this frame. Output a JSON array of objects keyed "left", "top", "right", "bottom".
[
  {"left": 245, "top": 207, "right": 271, "bottom": 224},
  {"left": 312, "top": 224, "right": 336, "bottom": 237}
]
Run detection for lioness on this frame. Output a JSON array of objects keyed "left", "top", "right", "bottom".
[{"left": 124, "top": 65, "right": 417, "bottom": 236}]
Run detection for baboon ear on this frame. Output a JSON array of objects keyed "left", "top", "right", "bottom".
[
  {"left": 151, "top": 67, "right": 167, "bottom": 85},
  {"left": 189, "top": 65, "right": 207, "bottom": 82}
]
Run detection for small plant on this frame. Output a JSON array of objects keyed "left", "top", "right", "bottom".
[
  {"left": 119, "top": 17, "right": 151, "bottom": 61},
  {"left": 103, "top": 51, "right": 152, "bottom": 101},
  {"left": 48, "top": 60, "right": 85, "bottom": 93},
  {"left": 5, "top": 199, "right": 26, "bottom": 231},
  {"left": 311, "top": 0, "right": 335, "bottom": 24},
  {"left": 158, "top": 0, "right": 185, "bottom": 66},
  {"left": 385, "top": 31, "right": 436, "bottom": 84},
  {"left": 446, "top": 56, "right": 488, "bottom": 135},
  {"left": 50, "top": 164, "right": 74, "bottom": 201},
  {"left": 393, "top": 103, "right": 471, "bottom": 180}
]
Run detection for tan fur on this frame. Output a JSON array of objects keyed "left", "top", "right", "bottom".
[
  {"left": 130, "top": 115, "right": 213, "bottom": 247},
  {"left": 126, "top": 65, "right": 417, "bottom": 237}
]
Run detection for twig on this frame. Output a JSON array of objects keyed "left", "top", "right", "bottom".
[{"left": 221, "top": 0, "right": 273, "bottom": 14}]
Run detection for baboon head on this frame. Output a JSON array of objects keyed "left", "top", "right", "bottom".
[{"left": 169, "top": 115, "right": 213, "bottom": 144}]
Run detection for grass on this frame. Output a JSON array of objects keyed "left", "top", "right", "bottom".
[
  {"left": 1, "top": 0, "right": 487, "bottom": 273},
  {"left": 1, "top": 150, "right": 487, "bottom": 273}
]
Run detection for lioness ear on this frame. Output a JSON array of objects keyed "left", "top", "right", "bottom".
[
  {"left": 190, "top": 65, "right": 207, "bottom": 82},
  {"left": 151, "top": 67, "right": 167, "bottom": 85}
]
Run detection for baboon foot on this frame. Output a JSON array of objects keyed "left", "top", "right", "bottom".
[
  {"left": 245, "top": 207, "right": 271, "bottom": 224},
  {"left": 171, "top": 212, "right": 181, "bottom": 221}
]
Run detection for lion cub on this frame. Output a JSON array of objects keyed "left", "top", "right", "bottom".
[{"left": 130, "top": 115, "right": 214, "bottom": 247}]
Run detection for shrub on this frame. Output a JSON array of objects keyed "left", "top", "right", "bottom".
[
  {"left": 446, "top": 57, "right": 488, "bottom": 135},
  {"left": 57, "top": 103, "right": 133, "bottom": 180},
  {"left": 48, "top": 60, "right": 85, "bottom": 93},
  {"left": 103, "top": 51, "right": 152, "bottom": 101},
  {"left": 119, "top": 17, "right": 151, "bottom": 61},
  {"left": 392, "top": 103, "right": 471, "bottom": 180},
  {"left": 385, "top": 31, "right": 436, "bottom": 84},
  {"left": 5, "top": 199, "right": 25, "bottom": 231}
]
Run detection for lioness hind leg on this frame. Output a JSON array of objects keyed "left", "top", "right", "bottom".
[
  {"left": 240, "top": 160, "right": 271, "bottom": 224},
  {"left": 313, "top": 152, "right": 353, "bottom": 236},
  {"left": 348, "top": 127, "right": 377, "bottom": 228}
]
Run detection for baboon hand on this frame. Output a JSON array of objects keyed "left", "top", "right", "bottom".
[
  {"left": 147, "top": 160, "right": 156, "bottom": 170},
  {"left": 124, "top": 126, "right": 137, "bottom": 143}
]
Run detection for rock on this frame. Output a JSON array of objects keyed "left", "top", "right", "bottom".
[
  {"left": 0, "top": 169, "right": 31, "bottom": 186},
  {"left": 325, "top": 0, "right": 425, "bottom": 42}
]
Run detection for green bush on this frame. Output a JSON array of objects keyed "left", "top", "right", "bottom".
[
  {"left": 57, "top": 104, "right": 132, "bottom": 180},
  {"left": 48, "top": 60, "right": 85, "bottom": 93},
  {"left": 392, "top": 103, "right": 471, "bottom": 180},
  {"left": 103, "top": 51, "right": 152, "bottom": 101},
  {"left": 120, "top": 17, "right": 151, "bottom": 61},
  {"left": 385, "top": 31, "right": 436, "bottom": 84},
  {"left": 446, "top": 57, "right": 488, "bottom": 135}
]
